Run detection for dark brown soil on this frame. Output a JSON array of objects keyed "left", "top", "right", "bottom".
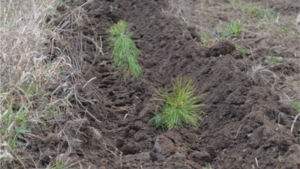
[{"left": 27, "top": 0, "right": 300, "bottom": 169}]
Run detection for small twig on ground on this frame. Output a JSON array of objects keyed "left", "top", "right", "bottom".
[
  {"left": 11, "top": 151, "right": 26, "bottom": 168},
  {"left": 235, "top": 124, "right": 242, "bottom": 139},
  {"left": 120, "top": 151, "right": 123, "bottom": 168},
  {"left": 29, "top": 154, "right": 38, "bottom": 168},
  {"left": 83, "top": 77, "right": 97, "bottom": 89},
  {"left": 277, "top": 112, "right": 282, "bottom": 125},
  {"left": 291, "top": 113, "right": 300, "bottom": 133},
  {"left": 255, "top": 157, "right": 259, "bottom": 167},
  {"left": 76, "top": 35, "right": 104, "bottom": 55},
  {"left": 85, "top": 109, "right": 102, "bottom": 125}
]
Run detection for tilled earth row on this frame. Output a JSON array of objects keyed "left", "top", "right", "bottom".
[{"left": 27, "top": 0, "right": 300, "bottom": 168}]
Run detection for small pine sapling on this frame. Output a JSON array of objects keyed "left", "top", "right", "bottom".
[
  {"left": 108, "top": 20, "right": 142, "bottom": 80},
  {"left": 152, "top": 76, "right": 206, "bottom": 130}
]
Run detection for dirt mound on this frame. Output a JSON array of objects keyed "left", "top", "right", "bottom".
[{"left": 29, "top": 0, "right": 300, "bottom": 168}]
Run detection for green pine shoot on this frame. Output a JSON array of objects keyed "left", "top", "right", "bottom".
[
  {"left": 108, "top": 20, "right": 142, "bottom": 79},
  {"left": 152, "top": 76, "right": 206, "bottom": 130}
]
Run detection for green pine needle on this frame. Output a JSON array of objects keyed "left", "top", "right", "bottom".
[
  {"left": 108, "top": 20, "right": 142, "bottom": 79},
  {"left": 152, "top": 76, "right": 207, "bottom": 130}
]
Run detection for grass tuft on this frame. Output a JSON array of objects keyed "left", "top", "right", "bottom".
[
  {"left": 228, "top": 0, "right": 242, "bottom": 8},
  {"left": 0, "top": 1, "right": 61, "bottom": 167},
  {"left": 242, "top": 5, "right": 277, "bottom": 22},
  {"left": 264, "top": 56, "right": 283, "bottom": 65},
  {"left": 46, "top": 154, "right": 69, "bottom": 169},
  {"left": 152, "top": 76, "right": 206, "bottom": 130},
  {"left": 293, "top": 102, "right": 300, "bottom": 112},
  {"left": 202, "top": 164, "right": 213, "bottom": 169},
  {"left": 235, "top": 45, "right": 250, "bottom": 56},
  {"left": 219, "top": 21, "right": 243, "bottom": 38},
  {"left": 108, "top": 20, "right": 142, "bottom": 80},
  {"left": 228, "top": 0, "right": 277, "bottom": 22}
]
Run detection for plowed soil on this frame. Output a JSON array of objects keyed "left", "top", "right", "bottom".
[{"left": 27, "top": 0, "right": 300, "bottom": 169}]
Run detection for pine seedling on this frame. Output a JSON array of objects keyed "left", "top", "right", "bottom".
[
  {"left": 152, "top": 76, "right": 206, "bottom": 130},
  {"left": 108, "top": 20, "right": 142, "bottom": 79}
]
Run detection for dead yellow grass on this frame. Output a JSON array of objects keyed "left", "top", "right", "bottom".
[{"left": 0, "top": 0, "right": 94, "bottom": 168}]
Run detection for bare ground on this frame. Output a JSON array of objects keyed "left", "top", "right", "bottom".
[{"left": 24, "top": 0, "right": 300, "bottom": 168}]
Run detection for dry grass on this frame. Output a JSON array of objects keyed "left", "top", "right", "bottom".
[
  {"left": 0, "top": 0, "right": 98, "bottom": 168},
  {"left": 0, "top": 0, "right": 61, "bottom": 167}
]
